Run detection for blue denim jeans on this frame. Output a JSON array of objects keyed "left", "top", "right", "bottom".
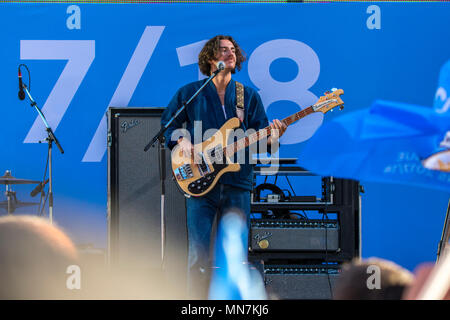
[{"left": 185, "top": 183, "right": 250, "bottom": 299}]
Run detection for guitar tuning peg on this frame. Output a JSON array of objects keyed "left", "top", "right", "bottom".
[
  {"left": 340, "top": 105, "right": 344, "bottom": 110},
  {"left": 331, "top": 88, "right": 337, "bottom": 92}
]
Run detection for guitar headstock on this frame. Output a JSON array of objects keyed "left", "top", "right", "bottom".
[{"left": 312, "top": 88, "right": 345, "bottom": 114}]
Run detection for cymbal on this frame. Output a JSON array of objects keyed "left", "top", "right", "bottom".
[
  {"left": 0, "top": 201, "right": 39, "bottom": 209},
  {"left": 0, "top": 170, "right": 40, "bottom": 185}
]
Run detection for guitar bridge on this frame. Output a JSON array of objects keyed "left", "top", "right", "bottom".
[{"left": 174, "top": 164, "right": 194, "bottom": 181}]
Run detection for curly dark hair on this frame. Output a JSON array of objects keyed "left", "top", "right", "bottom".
[{"left": 198, "top": 35, "right": 246, "bottom": 76}]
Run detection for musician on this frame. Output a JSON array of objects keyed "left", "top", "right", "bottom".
[{"left": 161, "top": 35, "right": 286, "bottom": 299}]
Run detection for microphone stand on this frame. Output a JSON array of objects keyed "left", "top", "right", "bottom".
[
  {"left": 437, "top": 198, "right": 450, "bottom": 262},
  {"left": 158, "top": 136, "right": 167, "bottom": 268},
  {"left": 143, "top": 67, "right": 223, "bottom": 269},
  {"left": 22, "top": 84, "right": 64, "bottom": 224}
]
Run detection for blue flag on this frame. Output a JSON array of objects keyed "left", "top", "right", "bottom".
[
  {"left": 208, "top": 211, "right": 266, "bottom": 300},
  {"left": 298, "top": 99, "right": 450, "bottom": 192},
  {"left": 434, "top": 59, "right": 450, "bottom": 114},
  {"left": 422, "top": 60, "right": 450, "bottom": 172}
]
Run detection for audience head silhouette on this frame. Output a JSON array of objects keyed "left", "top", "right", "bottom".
[{"left": 0, "top": 215, "right": 78, "bottom": 299}]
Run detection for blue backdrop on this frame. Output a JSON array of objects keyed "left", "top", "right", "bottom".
[{"left": 1, "top": 2, "right": 449, "bottom": 271}]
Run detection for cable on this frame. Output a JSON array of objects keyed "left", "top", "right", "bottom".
[
  {"left": 40, "top": 189, "right": 50, "bottom": 217},
  {"left": 18, "top": 64, "right": 31, "bottom": 92},
  {"left": 285, "top": 175, "right": 296, "bottom": 196},
  {"left": 322, "top": 203, "right": 333, "bottom": 299},
  {"left": 287, "top": 211, "right": 307, "bottom": 220},
  {"left": 320, "top": 176, "right": 334, "bottom": 298},
  {"left": 302, "top": 210, "right": 309, "bottom": 220},
  {"left": 281, "top": 189, "right": 292, "bottom": 200}
]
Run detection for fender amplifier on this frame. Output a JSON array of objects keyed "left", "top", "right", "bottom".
[
  {"left": 264, "top": 264, "right": 340, "bottom": 300},
  {"left": 249, "top": 219, "right": 339, "bottom": 252},
  {"left": 107, "top": 107, "right": 187, "bottom": 293}
]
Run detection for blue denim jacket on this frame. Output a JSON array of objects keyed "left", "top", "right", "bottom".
[{"left": 161, "top": 78, "right": 269, "bottom": 191}]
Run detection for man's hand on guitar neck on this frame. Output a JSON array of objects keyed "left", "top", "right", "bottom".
[
  {"left": 268, "top": 119, "right": 287, "bottom": 145},
  {"left": 177, "top": 137, "right": 202, "bottom": 163}
]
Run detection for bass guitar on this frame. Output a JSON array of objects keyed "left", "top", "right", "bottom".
[{"left": 171, "top": 89, "right": 344, "bottom": 197}]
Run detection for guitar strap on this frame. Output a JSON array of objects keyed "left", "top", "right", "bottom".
[{"left": 235, "top": 81, "right": 244, "bottom": 122}]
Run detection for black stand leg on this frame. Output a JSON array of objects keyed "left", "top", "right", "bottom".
[
  {"left": 47, "top": 131, "right": 54, "bottom": 224},
  {"left": 5, "top": 186, "right": 13, "bottom": 215},
  {"left": 158, "top": 136, "right": 166, "bottom": 269},
  {"left": 437, "top": 198, "right": 450, "bottom": 262}
]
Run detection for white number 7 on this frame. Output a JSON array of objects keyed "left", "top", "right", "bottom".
[{"left": 21, "top": 40, "right": 95, "bottom": 143}]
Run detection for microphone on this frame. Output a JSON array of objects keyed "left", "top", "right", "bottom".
[
  {"left": 212, "top": 61, "right": 226, "bottom": 76},
  {"left": 30, "top": 179, "right": 49, "bottom": 197},
  {"left": 18, "top": 68, "right": 25, "bottom": 100},
  {"left": 216, "top": 61, "right": 225, "bottom": 71}
]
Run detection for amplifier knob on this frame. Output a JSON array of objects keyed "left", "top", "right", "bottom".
[{"left": 258, "top": 239, "right": 269, "bottom": 249}]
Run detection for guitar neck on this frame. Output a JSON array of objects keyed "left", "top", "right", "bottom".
[{"left": 224, "top": 105, "right": 315, "bottom": 157}]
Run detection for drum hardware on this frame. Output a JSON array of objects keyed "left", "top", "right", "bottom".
[
  {"left": 0, "top": 170, "right": 40, "bottom": 185},
  {"left": 0, "top": 170, "right": 40, "bottom": 214}
]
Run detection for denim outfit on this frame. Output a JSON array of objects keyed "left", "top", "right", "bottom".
[
  {"left": 161, "top": 78, "right": 269, "bottom": 298},
  {"left": 185, "top": 184, "right": 250, "bottom": 298}
]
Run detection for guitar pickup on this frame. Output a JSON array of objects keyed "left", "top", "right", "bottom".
[
  {"left": 207, "top": 145, "right": 224, "bottom": 164},
  {"left": 197, "top": 152, "right": 212, "bottom": 176},
  {"left": 174, "top": 164, "right": 194, "bottom": 181}
]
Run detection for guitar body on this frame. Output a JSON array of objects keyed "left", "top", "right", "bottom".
[{"left": 171, "top": 117, "right": 241, "bottom": 197}]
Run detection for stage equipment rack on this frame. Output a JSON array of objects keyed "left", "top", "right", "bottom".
[{"left": 248, "top": 159, "right": 362, "bottom": 299}]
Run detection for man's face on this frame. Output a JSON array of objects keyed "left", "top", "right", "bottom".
[{"left": 211, "top": 39, "right": 236, "bottom": 72}]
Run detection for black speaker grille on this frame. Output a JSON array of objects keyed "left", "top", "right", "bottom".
[
  {"left": 108, "top": 108, "right": 187, "bottom": 288},
  {"left": 264, "top": 265, "right": 340, "bottom": 300},
  {"left": 117, "top": 114, "right": 162, "bottom": 265}
]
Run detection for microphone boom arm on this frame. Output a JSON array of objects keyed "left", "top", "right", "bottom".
[
  {"left": 22, "top": 84, "right": 64, "bottom": 154},
  {"left": 144, "top": 64, "right": 223, "bottom": 151}
]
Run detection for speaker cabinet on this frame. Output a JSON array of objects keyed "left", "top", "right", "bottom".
[
  {"left": 250, "top": 219, "right": 340, "bottom": 252},
  {"left": 263, "top": 264, "right": 340, "bottom": 300},
  {"left": 107, "top": 107, "right": 187, "bottom": 288}
]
